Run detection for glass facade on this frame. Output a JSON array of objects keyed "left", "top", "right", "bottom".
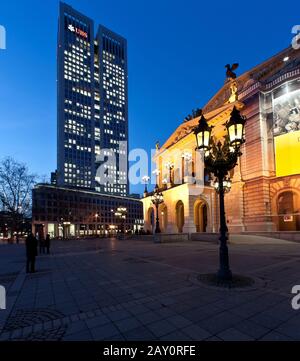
[
  {"left": 57, "top": 3, "right": 128, "bottom": 196},
  {"left": 95, "top": 26, "right": 128, "bottom": 196}
]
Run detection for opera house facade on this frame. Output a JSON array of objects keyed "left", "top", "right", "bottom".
[{"left": 142, "top": 46, "right": 300, "bottom": 239}]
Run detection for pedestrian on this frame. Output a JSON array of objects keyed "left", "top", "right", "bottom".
[
  {"left": 36, "top": 232, "right": 39, "bottom": 249},
  {"left": 38, "top": 233, "right": 45, "bottom": 254},
  {"left": 25, "top": 233, "right": 38, "bottom": 273},
  {"left": 45, "top": 233, "right": 51, "bottom": 254}
]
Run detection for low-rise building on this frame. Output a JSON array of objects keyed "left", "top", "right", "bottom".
[{"left": 32, "top": 184, "right": 144, "bottom": 238}]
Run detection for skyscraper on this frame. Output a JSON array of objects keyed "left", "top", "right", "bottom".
[{"left": 57, "top": 2, "right": 128, "bottom": 196}]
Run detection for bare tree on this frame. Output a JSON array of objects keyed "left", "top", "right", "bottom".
[{"left": 0, "top": 157, "right": 37, "bottom": 236}]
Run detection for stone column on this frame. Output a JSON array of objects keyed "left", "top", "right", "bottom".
[{"left": 182, "top": 197, "right": 197, "bottom": 234}]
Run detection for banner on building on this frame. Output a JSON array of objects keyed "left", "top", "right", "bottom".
[{"left": 273, "top": 81, "right": 300, "bottom": 177}]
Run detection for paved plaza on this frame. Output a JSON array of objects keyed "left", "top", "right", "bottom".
[{"left": 0, "top": 236, "right": 300, "bottom": 341}]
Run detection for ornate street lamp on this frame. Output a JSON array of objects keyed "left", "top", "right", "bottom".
[
  {"left": 213, "top": 177, "right": 232, "bottom": 193},
  {"left": 194, "top": 106, "right": 246, "bottom": 281},
  {"left": 151, "top": 184, "right": 164, "bottom": 233},
  {"left": 194, "top": 114, "right": 213, "bottom": 151},
  {"left": 226, "top": 106, "right": 246, "bottom": 148},
  {"left": 142, "top": 175, "right": 150, "bottom": 196}
]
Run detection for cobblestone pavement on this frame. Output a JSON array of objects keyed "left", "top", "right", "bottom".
[{"left": 0, "top": 236, "right": 300, "bottom": 341}]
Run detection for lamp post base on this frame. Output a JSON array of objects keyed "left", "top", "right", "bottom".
[
  {"left": 217, "top": 268, "right": 232, "bottom": 281},
  {"left": 217, "top": 242, "right": 232, "bottom": 281},
  {"left": 155, "top": 226, "right": 161, "bottom": 233}
]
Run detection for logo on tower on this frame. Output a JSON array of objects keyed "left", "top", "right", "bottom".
[
  {"left": 67, "top": 24, "right": 88, "bottom": 39},
  {"left": 67, "top": 24, "right": 75, "bottom": 32}
]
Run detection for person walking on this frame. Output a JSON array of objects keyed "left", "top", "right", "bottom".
[
  {"left": 25, "top": 233, "right": 38, "bottom": 273},
  {"left": 45, "top": 233, "right": 51, "bottom": 254},
  {"left": 37, "top": 233, "right": 45, "bottom": 254}
]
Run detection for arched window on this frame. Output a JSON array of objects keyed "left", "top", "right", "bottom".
[
  {"left": 194, "top": 201, "right": 208, "bottom": 232},
  {"left": 278, "top": 191, "right": 294, "bottom": 214}
]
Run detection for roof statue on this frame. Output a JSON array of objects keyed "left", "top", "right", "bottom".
[
  {"left": 225, "top": 63, "right": 239, "bottom": 103},
  {"left": 225, "top": 63, "right": 239, "bottom": 81},
  {"left": 228, "top": 81, "right": 238, "bottom": 103},
  {"left": 183, "top": 108, "right": 202, "bottom": 122}
]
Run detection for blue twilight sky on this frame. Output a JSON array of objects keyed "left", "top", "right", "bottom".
[{"left": 0, "top": 0, "right": 299, "bottom": 195}]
